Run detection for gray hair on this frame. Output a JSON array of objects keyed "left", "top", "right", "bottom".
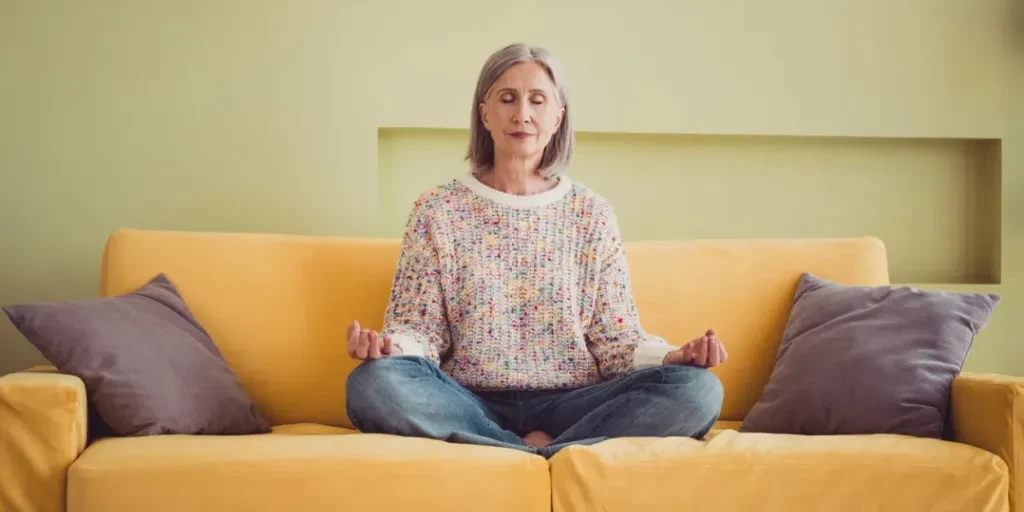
[{"left": 466, "top": 43, "right": 574, "bottom": 178}]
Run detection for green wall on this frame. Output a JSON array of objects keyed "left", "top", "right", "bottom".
[{"left": 2, "top": 1, "right": 1022, "bottom": 376}]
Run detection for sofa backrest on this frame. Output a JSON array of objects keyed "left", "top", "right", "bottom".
[{"left": 100, "top": 228, "right": 889, "bottom": 427}]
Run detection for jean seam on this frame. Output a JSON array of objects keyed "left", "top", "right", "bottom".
[
  {"left": 435, "top": 370, "right": 520, "bottom": 444},
  {"left": 580, "top": 368, "right": 666, "bottom": 438},
  {"left": 564, "top": 391, "right": 636, "bottom": 442},
  {"left": 553, "top": 368, "right": 675, "bottom": 442}
]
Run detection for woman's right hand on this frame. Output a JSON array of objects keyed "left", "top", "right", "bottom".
[{"left": 346, "top": 321, "right": 402, "bottom": 360}]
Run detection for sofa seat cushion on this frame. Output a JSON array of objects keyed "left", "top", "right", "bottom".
[
  {"left": 68, "top": 430, "right": 549, "bottom": 512},
  {"left": 551, "top": 429, "right": 1009, "bottom": 512},
  {"left": 270, "top": 422, "right": 357, "bottom": 435}
]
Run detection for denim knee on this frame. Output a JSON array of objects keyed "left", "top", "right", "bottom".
[
  {"left": 659, "top": 365, "right": 725, "bottom": 431},
  {"left": 345, "top": 356, "right": 429, "bottom": 428}
]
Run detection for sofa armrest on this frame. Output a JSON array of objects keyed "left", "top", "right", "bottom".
[
  {"left": 952, "top": 372, "right": 1024, "bottom": 512},
  {"left": 0, "top": 366, "right": 88, "bottom": 512}
]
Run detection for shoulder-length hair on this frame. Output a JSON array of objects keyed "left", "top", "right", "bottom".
[{"left": 466, "top": 43, "right": 574, "bottom": 178}]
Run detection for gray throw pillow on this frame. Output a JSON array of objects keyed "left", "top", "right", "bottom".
[
  {"left": 3, "top": 274, "right": 271, "bottom": 437},
  {"left": 740, "top": 273, "right": 999, "bottom": 438}
]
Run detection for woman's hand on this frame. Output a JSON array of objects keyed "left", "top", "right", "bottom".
[
  {"left": 346, "top": 321, "right": 402, "bottom": 360},
  {"left": 663, "top": 329, "right": 728, "bottom": 369}
]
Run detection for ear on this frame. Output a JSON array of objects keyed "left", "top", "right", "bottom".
[
  {"left": 478, "top": 102, "right": 490, "bottom": 130},
  {"left": 552, "top": 106, "right": 565, "bottom": 133}
]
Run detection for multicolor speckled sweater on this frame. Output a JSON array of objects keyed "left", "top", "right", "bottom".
[{"left": 381, "top": 172, "right": 676, "bottom": 391}]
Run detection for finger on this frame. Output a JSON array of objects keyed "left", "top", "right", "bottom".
[
  {"left": 346, "top": 321, "right": 360, "bottom": 357},
  {"left": 696, "top": 337, "right": 709, "bottom": 367},
  {"left": 709, "top": 332, "right": 727, "bottom": 361},
  {"left": 669, "top": 346, "right": 686, "bottom": 366},
  {"left": 356, "top": 329, "right": 370, "bottom": 359},
  {"left": 684, "top": 337, "right": 700, "bottom": 363},
  {"left": 382, "top": 334, "right": 393, "bottom": 355},
  {"left": 687, "top": 338, "right": 698, "bottom": 366},
  {"left": 368, "top": 331, "right": 382, "bottom": 359},
  {"left": 707, "top": 338, "right": 721, "bottom": 367},
  {"left": 680, "top": 346, "right": 694, "bottom": 365}
]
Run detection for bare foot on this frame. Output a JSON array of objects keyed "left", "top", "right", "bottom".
[{"left": 524, "top": 430, "right": 554, "bottom": 448}]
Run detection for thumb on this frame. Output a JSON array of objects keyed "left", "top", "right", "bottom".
[
  {"left": 663, "top": 347, "right": 684, "bottom": 366},
  {"left": 347, "top": 321, "right": 360, "bottom": 339}
]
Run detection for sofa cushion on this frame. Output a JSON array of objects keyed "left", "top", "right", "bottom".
[
  {"left": 550, "top": 430, "right": 1009, "bottom": 512},
  {"left": 67, "top": 430, "right": 550, "bottom": 512},
  {"left": 741, "top": 273, "right": 1000, "bottom": 438},
  {"left": 2, "top": 273, "right": 270, "bottom": 437}
]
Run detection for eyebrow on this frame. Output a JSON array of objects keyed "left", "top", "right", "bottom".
[{"left": 495, "top": 87, "right": 549, "bottom": 95}]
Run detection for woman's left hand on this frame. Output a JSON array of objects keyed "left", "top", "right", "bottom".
[{"left": 663, "top": 329, "right": 728, "bottom": 368}]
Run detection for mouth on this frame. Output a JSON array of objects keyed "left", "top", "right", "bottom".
[{"left": 508, "top": 132, "right": 534, "bottom": 140}]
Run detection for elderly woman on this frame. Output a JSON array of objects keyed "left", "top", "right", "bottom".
[{"left": 345, "top": 43, "right": 727, "bottom": 457}]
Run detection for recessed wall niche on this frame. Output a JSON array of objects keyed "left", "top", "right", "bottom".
[{"left": 377, "top": 128, "right": 1001, "bottom": 285}]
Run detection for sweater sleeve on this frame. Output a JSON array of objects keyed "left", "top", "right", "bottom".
[
  {"left": 586, "top": 205, "right": 676, "bottom": 379},
  {"left": 380, "top": 196, "right": 450, "bottom": 366}
]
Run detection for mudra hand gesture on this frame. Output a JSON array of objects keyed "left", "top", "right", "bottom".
[
  {"left": 346, "top": 321, "right": 402, "bottom": 360},
  {"left": 663, "top": 329, "right": 728, "bottom": 369}
]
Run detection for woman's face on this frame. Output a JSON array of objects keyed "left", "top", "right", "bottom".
[{"left": 479, "top": 61, "right": 564, "bottom": 164}]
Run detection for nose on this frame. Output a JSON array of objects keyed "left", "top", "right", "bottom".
[{"left": 515, "top": 101, "right": 532, "bottom": 124}]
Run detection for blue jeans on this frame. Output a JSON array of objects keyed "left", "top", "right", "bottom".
[{"left": 346, "top": 356, "right": 724, "bottom": 458}]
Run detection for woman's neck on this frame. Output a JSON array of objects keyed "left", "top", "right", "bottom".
[{"left": 481, "top": 156, "right": 554, "bottom": 196}]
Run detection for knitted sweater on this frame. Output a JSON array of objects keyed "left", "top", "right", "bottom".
[{"left": 381, "top": 172, "right": 677, "bottom": 391}]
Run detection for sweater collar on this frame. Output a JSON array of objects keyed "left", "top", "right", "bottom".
[{"left": 457, "top": 171, "right": 573, "bottom": 209}]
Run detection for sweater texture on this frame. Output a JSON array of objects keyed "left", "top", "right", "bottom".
[{"left": 381, "top": 172, "right": 675, "bottom": 391}]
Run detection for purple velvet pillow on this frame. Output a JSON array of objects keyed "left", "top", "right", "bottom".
[
  {"left": 741, "top": 273, "right": 999, "bottom": 438},
  {"left": 3, "top": 274, "right": 271, "bottom": 437}
]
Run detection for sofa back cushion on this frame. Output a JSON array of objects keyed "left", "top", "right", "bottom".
[
  {"left": 624, "top": 238, "right": 889, "bottom": 421},
  {"left": 100, "top": 229, "right": 889, "bottom": 427}
]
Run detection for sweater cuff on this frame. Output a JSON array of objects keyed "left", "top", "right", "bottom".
[
  {"left": 633, "top": 340, "right": 677, "bottom": 370},
  {"left": 388, "top": 333, "right": 426, "bottom": 358}
]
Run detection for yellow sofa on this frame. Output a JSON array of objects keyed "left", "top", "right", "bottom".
[{"left": 1, "top": 228, "right": 1021, "bottom": 512}]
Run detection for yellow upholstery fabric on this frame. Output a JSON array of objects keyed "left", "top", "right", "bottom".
[
  {"left": 100, "top": 229, "right": 403, "bottom": 429},
  {"left": 270, "top": 422, "right": 357, "bottom": 435},
  {"left": 714, "top": 420, "right": 743, "bottom": 431},
  {"left": 67, "top": 432, "right": 549, "bottom": 512},
  {"left": 99, "top": 229, "right": 889, "bottom": 427},
  {"left": 0, "top": 369, "right": 87, "bottom": 512},
  {"left": 550, "top": 429, "right": 1010, "bottom": 512},
  {"left": 624, "top": 238, "right": 889, "bottom": 421},
  {"left": 953, "top": 372, "right": 1024, "bottom": 512}
]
